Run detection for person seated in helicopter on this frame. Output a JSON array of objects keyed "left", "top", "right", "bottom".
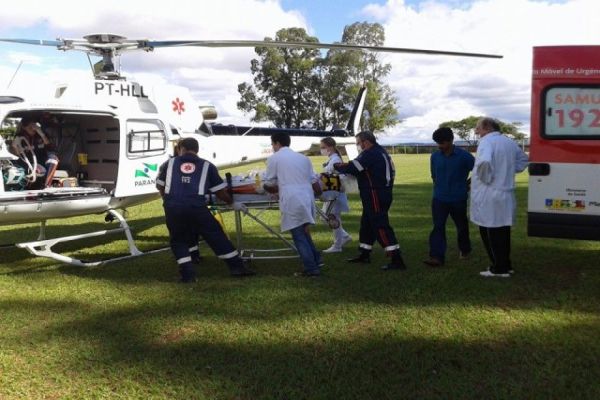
[{"left": 11, "top": 116, "right": 59, "bottom": 188}]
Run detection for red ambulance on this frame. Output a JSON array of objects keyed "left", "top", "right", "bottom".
[{"left": 528, "top": 46, "right": 600, "bottom": 240}]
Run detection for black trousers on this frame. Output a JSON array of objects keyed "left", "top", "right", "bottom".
[{"left": 479, "top": 226, "right": 511, "bottom": 273}]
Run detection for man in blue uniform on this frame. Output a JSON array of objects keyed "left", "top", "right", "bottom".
[
  {"left": 156, "top": 137, "right": 255, "bottom": 283},
  {"left": 334, "top": 130, "right": 407, "bottom": 270},
  {"left": 424, "top": 127, "right": 475, "bottom": 267}
]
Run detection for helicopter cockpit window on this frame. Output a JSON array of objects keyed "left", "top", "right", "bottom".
[{"left": 126, "top": 119, "right": 167, "bottom": 157}]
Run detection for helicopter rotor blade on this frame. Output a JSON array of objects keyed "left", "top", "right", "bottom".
[
  {"left": 0, "top": 36, "right": 503, "bottom": 59},
  {"left": 0, "top": 38, "right": 64, "bottom": 47},
  {"left": 146, "top": 39, "right": 503, "bottom": 59}
]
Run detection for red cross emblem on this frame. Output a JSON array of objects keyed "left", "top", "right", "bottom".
[
  {"left": 172, "top": 97, "right": 185, "bottom": 115},
  {"left": 180, "top": 162, "right": 195, "bottom": 173}
]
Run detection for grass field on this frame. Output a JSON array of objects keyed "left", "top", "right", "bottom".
[{"left": 1, "top": 154, "right": 599, "bottom": 400}]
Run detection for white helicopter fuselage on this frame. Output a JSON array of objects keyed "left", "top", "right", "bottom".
[{"left": 0, "top": 76, "right": 350, "bottom": 225}]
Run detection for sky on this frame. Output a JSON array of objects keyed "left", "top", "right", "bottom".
[{"left": 0, "top": 0, "right": 598, "bottom": 142}]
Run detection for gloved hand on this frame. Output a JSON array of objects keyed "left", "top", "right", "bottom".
[{"left": 232, "top": 201, "right": 248, "bottom": 214}]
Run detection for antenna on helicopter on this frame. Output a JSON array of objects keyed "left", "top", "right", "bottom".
[{"left": 6, "top": 60, "right": 23, "bottom": 89}]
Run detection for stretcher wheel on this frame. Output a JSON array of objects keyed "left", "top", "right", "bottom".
[{"left": 327, "top": 214, "right": 340, "bottom": 229}]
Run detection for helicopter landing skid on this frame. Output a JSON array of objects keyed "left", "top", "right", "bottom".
[{"left": 16, "top": 209, "right": 169, "bottom": 267}]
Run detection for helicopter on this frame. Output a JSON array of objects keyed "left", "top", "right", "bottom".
[{"left": 0, "top": 33, "right": 502, "bottom": 266}]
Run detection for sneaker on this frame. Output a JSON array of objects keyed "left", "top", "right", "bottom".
[
  {"left": 479, "top": 270, "right": 510, "bottom": 278},
  {"left": 340, "top": 235, "right": 353, "bottom": 247},
  {"left": 347, "top": 254, "right": 371, "bottom": 264},
  {"left": 230, "top": 266, "right": 256, "bottom": 277},
  {"left": 294, "top": 271, "right": 321, "bottom": 278},
  {"left": 423, "top": 257, "right": 443, "bottom": 267},
  {"left": 323, "top": 245, "right": 342, "bottom": 253}
]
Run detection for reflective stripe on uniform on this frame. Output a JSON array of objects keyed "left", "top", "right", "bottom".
[
  {"left": 189, "top": 245, "right": 198, "bottom": 252},
  {"left": 177, "top": 256, "right": 192, "bottom": 264},
  {"left": 359, "top": 243, "right": 373, "bottom": 250},
  {"left": 384, "top": 244, "right": 400, "bottom": 252},
  {"left": 217, "top": 250, "right": 239, "bottom": 259},
  {"left": 210, "top": 182, "right": 227, "bottom": 193},
  {"left": 352, "top": 159, "right": 364, "bottom": 172},
  {"left": 156, "top": 179, "right": 165, "bottom": 186},
  {"left": 198, "top": 161, "right": 210, "bottom": 195},
  {"left": 164, "top": 158, "right": 175, "bottom": 194},
  {"left": 381, "top": 153, "right": 391, "bottom": 186}
]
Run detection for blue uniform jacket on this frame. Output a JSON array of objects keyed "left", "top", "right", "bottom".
[
  {"left": 156, "top": 153, "right": 227, "bottom": 208},
  {"left": 335, "top": 143, "right": 395, "bottom": 194}
]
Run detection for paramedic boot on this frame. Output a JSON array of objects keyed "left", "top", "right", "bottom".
[
  {"left": 228, "top": 258, "right": 256, "bottom": 277},
  {"left": 347, "top": 248, "right": 371, "bottom": 264},
  {"left": 381, "top": 251, "right": 407, "bottom": 271},
  {"left": 179, "top": 263, "right": 198, "bottom": 283}
]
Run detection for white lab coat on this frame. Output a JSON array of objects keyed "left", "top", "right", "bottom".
[
  {"left": 322, "top": 153, "right": 350, "bottom": 213},
  {"left": 264, "top": 147, "right": 317, "bottom": 232},
  {"left": 470, "top": 131, "right": 529, "bottom": 227}
]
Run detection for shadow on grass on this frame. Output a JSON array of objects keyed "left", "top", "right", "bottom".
[{"left": 1, "top": 298, "right": 599, "bottom": 400}]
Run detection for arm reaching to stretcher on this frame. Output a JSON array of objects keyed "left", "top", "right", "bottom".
[
  {"left": 215, "top": 188, "right": 248, "bottom": 213},
  {"left": 263, "top": 182, "right": 278, "bottom": 194}
]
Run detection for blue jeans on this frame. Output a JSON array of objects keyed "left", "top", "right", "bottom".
[
  {"left": 290, "top": 224, "right": 321, "bottom": 274},
  {"left": 429, "top": 198, "right": 471, "bottom": 262}
]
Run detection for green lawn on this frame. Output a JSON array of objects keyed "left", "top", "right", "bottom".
[{"left": 1, "top": 154, "right": 599, "bottom": 400}]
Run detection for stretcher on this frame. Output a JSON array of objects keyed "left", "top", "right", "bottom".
[
  {"left": 212, "top": 192, "right": 299, "bottom": 261},
  {"left": 210, "top": 172, "right": 355, "bottom": 262}
]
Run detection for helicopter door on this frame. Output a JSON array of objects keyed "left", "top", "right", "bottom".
[{"left": 114, "top": 119, "right": 169, "bottom": 197}]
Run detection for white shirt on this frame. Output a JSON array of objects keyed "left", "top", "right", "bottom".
[
  {"left": 264, "top": 147, "right": 317, "bottom": 232},
  {"left": 470, "top": 131, "right": 529, "bottom": 227},
  {"left": 322, "top": 152, "right": 350, "bottom": 213}
]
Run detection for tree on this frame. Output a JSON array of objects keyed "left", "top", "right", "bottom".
[
  {"left": 324, "top": 22, "right": 398, "bottom": 132},
  {"left": 237, "top": 28, "right": 322, "bottom": 128},
  {"left": 439, "top": 116, "right": 527, "bottom": 146},
  {"left": 439, "top": 116, "right": 481, "bottom": 147},
  {"left": 237, "top": 23, "right": 400, "bottom": 132}
]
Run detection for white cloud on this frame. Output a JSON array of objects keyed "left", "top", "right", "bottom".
[
  {"left": 0, "top": 0, "right": 598, "bottom": 142},
  {"left": 0, "top": 0, "right": 307, "bottom": 121},
  {"left": 365, "top": 0, "right": 600, "bottom": 141},
  {"left": 6, "top": 51, "right": 42, "bottom": 65}
]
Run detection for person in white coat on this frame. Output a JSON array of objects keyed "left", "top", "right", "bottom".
[
  {"left": 319, "top": 137, "right": 352, "bottom": 253},
  {"left": 471, "top": 117, "right": 529, "bottom": 278},
  {"left": 263, "top": 132, "right": 323, "bottom": 277}
]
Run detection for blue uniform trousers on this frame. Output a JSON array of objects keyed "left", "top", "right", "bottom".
[
  {"left": 165, "top": 205, "right": 243, "bottom": 281},
  {"left": 358, "top": 187, "right": 401, "bottom": 254},
  {"left": 428, "top": 198, "right": 471, "bottom": 263}
]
